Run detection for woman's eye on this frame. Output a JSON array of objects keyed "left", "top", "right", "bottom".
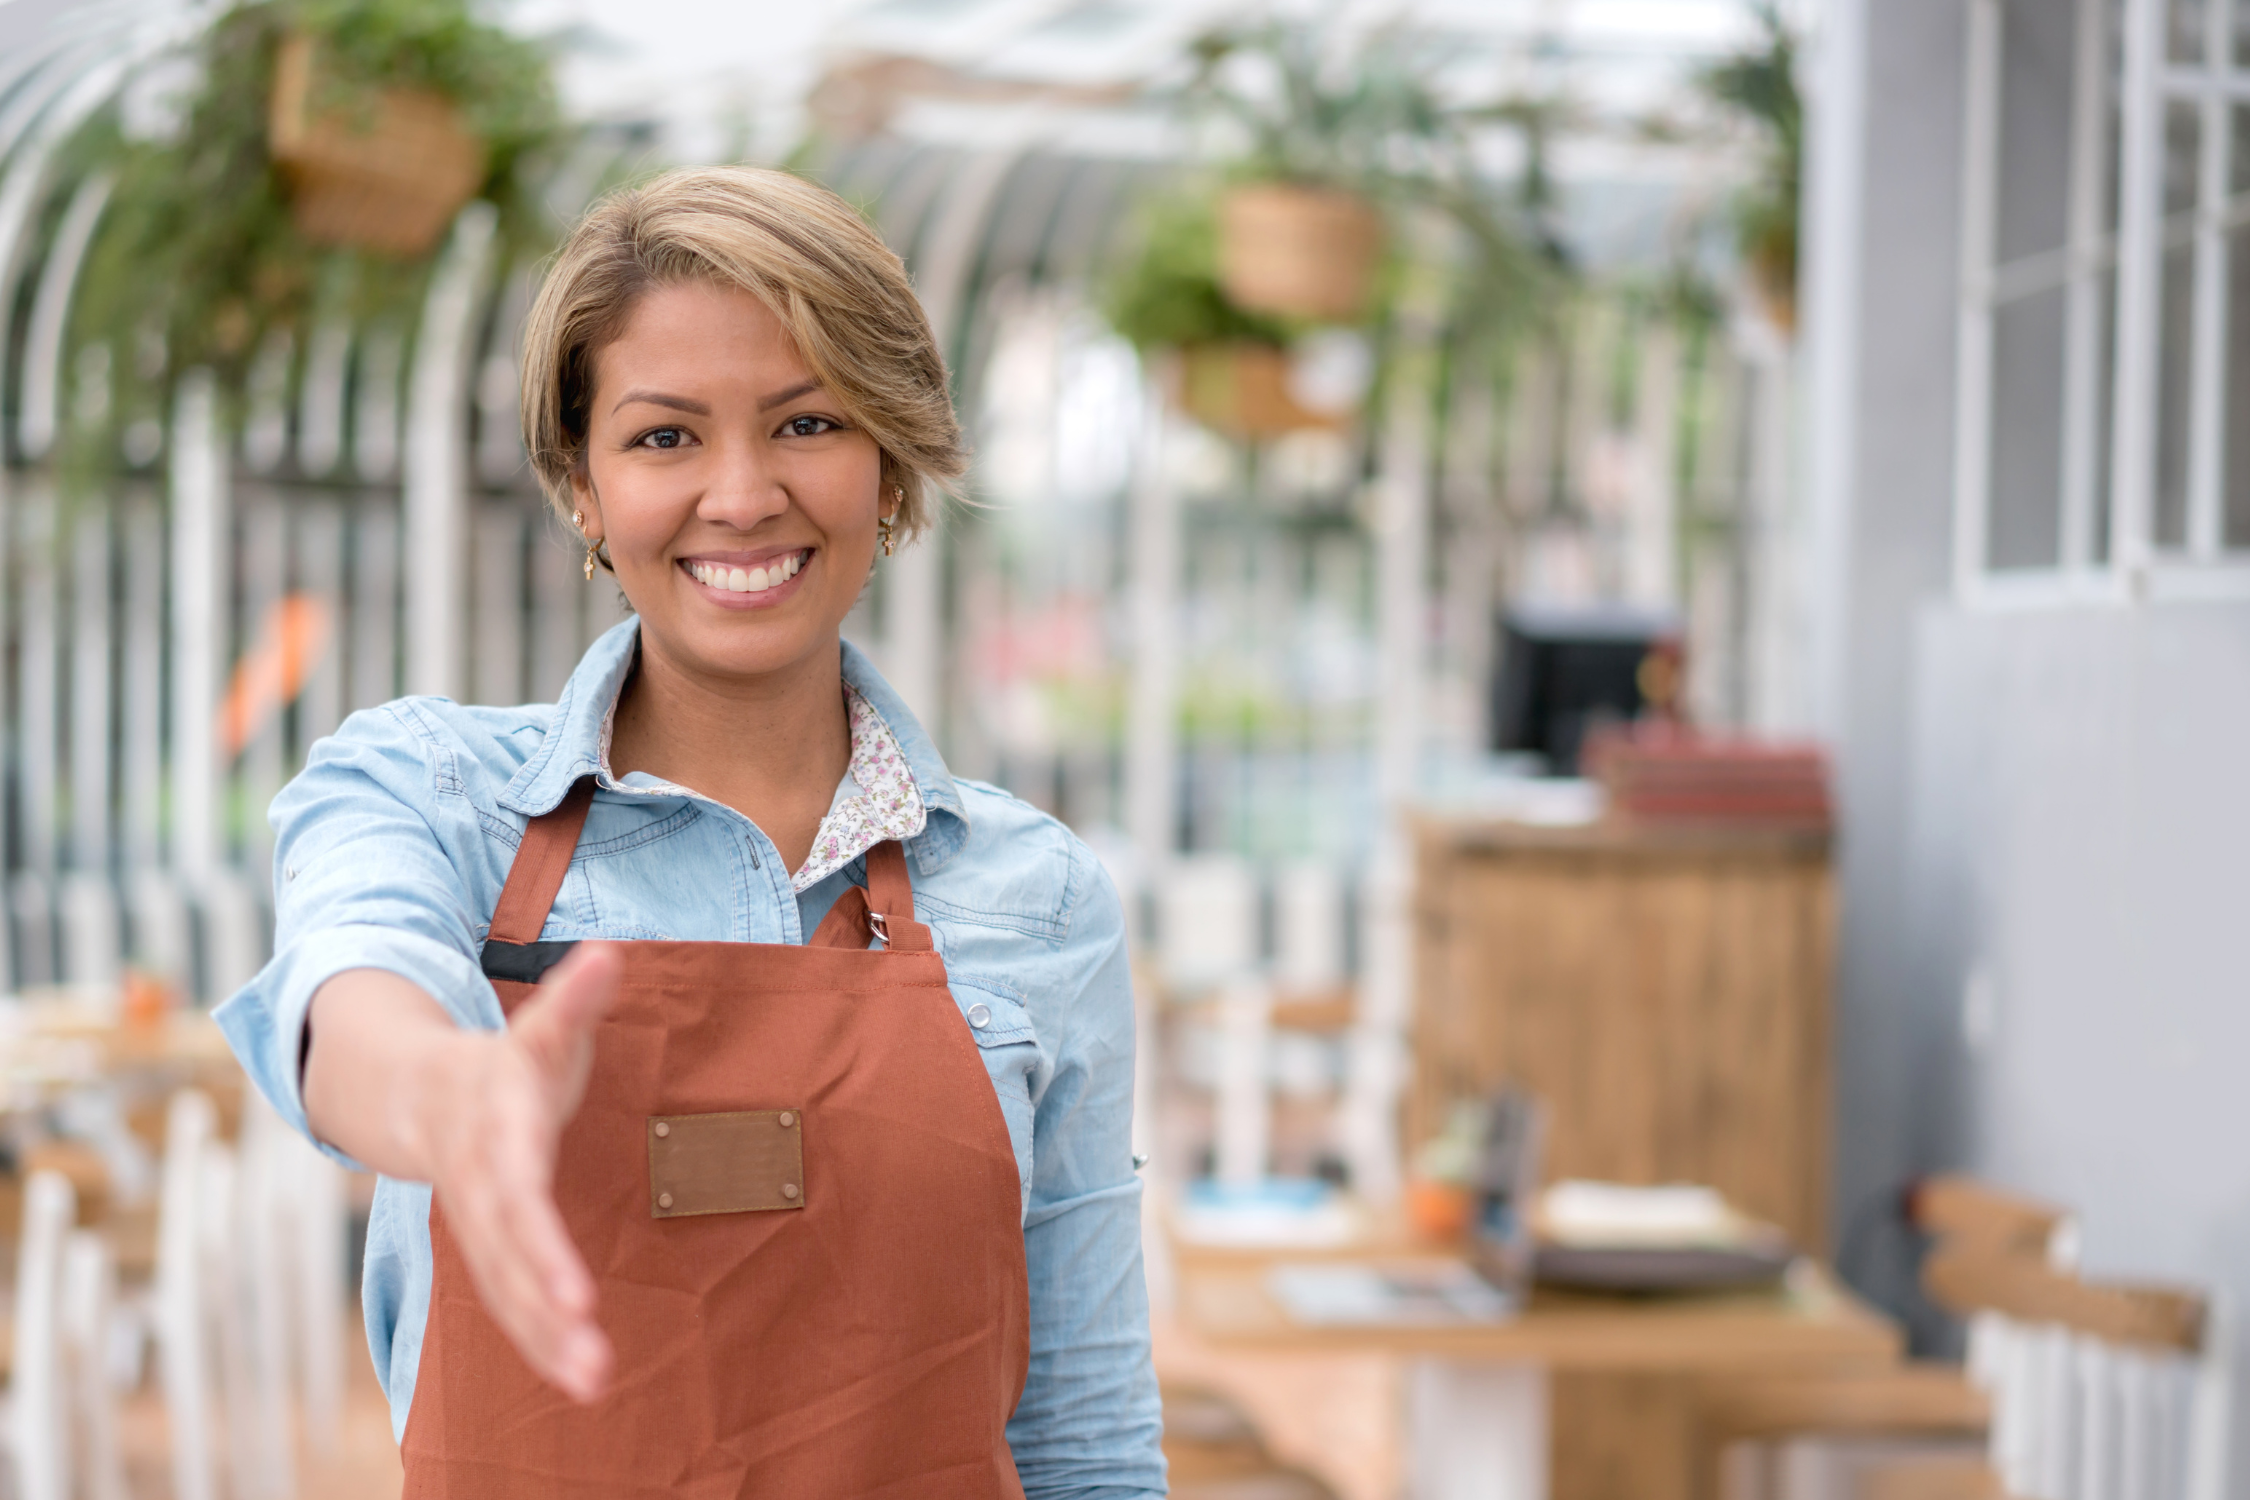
[
  {"left": 637, "top": 426, "right": 689, "bottom": 450},
  {"left": 783, "top": 414, "right": 837, "bottom": 438}
]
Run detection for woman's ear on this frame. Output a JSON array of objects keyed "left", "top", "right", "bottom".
[{"left": 569, "top": 464, "right": 603, "bottom": 540}]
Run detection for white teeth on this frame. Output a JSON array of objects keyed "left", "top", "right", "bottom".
[
  {"left": 690, "top": 555, "right": 804, "bottom": 592},
  {"left": 720, "top": 567, "right": 742, "bottom": 592},
  {"left": 785, "top": 553, "right": 800, "bottom": 578},
  {"left": 751, "top": 566, "right": 772, "bottom": 591}
]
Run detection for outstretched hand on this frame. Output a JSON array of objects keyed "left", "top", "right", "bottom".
[{"left": 421, "top": 943, "right": 624, "bottom": 1402}]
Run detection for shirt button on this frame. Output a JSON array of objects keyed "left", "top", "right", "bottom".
[
  {"left": 653, "top": 1121, "right": 670, "bottom": 1138},
  {"left": 657, "top": 1193, "right": 674, "bottom": 1210},
  {"left": 777, "top": 1111, "right": 795, "bottom": 1128},
  {"left": 781, "top": 1183, "right": 800, "bottom": 1200},
  {"left": 966, "top": 1003, "right": 991, "bottom": 1030}
]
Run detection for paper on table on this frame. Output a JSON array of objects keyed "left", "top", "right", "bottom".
[{"left": 1267, "top": 1262, "right": 1516, "bottom": 1327}]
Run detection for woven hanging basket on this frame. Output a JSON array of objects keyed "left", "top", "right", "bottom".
[
  {"left": 1175, "top": 343, "right": 1342, "bottom": 440},
  {"left": 268, "top": 35, "right": 486, "bottom": 258},
  {"left": 1216, "top": 182, "right": 1384, "bottom": 324}
]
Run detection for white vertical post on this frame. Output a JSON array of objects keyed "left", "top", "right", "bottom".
[
  {"left": 122, "top": 499, "right": 164, "bottom": 871},
  {"left": 1341, "top": 236, "right": 1440, "bottom": 1209},
  {"left": 2060, "top": 0, "right": 2116, "bottom": 573},
  {"left": 2186, "top": 2, "right": 2234, "bottom": 560},
  {"left": 17, "top": 487, "right": 59, "bottom": 877},
  {"left": 1953, "top": 0, "right": 2003, "bottom": 596},
  {"left": 170, "top": 369, "right": 227, "bottom": 879},
  {"left": 69, "top": 507, "right": 113, "bottom": 871},
  {"left": 2111, "top": 0, "right": 2169, "bottom": 578},
  {"left": 883, "top": 149, "right": 1018, "bottom": 733},
  {"left": 16, "top": 174, "right": 111, "bottom": 463},
  {"left": 1213, "top": 977, "right": 1272, "bottom": 1187},
  {"left": 404, "top": 202, "right": 497, "bottom": 700},
  {"left": 1125, "top": 365, "right": 1179, "bottom": 878},
  {"left": 239, "top": 499, "right": 287, "bottom": 874}
]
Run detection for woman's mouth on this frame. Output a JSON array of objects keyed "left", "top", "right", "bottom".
[{"left": 681, "top": 549, "right": 811, "bottom": 601}]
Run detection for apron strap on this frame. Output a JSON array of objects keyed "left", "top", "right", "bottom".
[
  {"left": 863, "top": 841, "right": 933, "bottom": 952},
  {"left": 488, "top": 778, "right": 596, "bottom": 946}
]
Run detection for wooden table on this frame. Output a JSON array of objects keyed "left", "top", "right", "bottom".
[{"left": 1177, "top": 1253, "right": 1900, "bottom": 1500}]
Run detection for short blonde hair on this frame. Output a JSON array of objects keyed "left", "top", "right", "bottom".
[{"left": 520, "top": 166, "right": 965, "bottom": 539}]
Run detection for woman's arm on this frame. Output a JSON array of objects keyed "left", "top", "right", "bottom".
[
  {"left": 1004, "top": 844, "right": 1166, "bottom": 1499},
  {"left": 304, "top": 948, "right": 621, "bottom": 1402}
]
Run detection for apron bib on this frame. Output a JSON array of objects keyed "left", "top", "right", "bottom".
[{"left": 400, "top": 779, "right": 1030, "bottom": 1498}]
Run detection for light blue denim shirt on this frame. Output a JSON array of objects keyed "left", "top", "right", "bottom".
[{"left": 214, "top": 620, "right": 1165, "bottom": 1499}]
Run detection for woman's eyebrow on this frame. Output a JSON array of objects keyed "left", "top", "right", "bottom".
[
  {"left": 611, "top": 389, "right": 712, "bottom": 416},
  {"left": 757, "top": 380, "right": 821, "bottom": 411}
]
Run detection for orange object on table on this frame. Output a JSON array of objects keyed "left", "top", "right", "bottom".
[{"left": 1405, "top": 1179, "right": 1471, "bottom": 1244}]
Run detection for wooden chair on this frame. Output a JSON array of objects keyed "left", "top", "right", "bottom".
[
  {"left": 1712, "top": 1175, "right": 2231, "bottom": 1500},
  {"left": 3, "top": 1171, "right": 78, "bottom": 1500}
]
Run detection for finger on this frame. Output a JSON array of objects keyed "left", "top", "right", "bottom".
[{"left": 449, "top": 1152, "right": 611, "bottom": 1401}]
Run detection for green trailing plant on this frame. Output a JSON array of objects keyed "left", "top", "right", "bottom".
[
  {"left": 1100, "top": 189, "right": 1292, "bottom": 354},
  {"left": 57, "top": 0, "right": 559, "bottom": 472},
  {"left": 1700, "top": 2, "right": 1801, "bottom": 325}
]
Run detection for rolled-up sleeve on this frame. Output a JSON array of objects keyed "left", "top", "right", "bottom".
[
  {"left": 212, "top": 702, "right": 502, "bottom": 1167},
  {"left": 1004, "top": 845, "right": 1166, "bottom": 1500}
]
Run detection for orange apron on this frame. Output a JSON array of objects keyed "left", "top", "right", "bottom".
[{"left": 401, "top": 779, "right": 1030, "bottom": 1498}]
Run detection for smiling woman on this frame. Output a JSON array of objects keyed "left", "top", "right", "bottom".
[{"left": 211, "top": 167, "right": 1165, "bottom": 1499}]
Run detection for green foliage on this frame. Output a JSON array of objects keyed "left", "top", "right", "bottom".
[
  {"left": 1185, "top": 18, "right": 1463, "bottom": 193},
  {"left": 59, "top": 0, "right": 558, "bottom": 461},
  {"left": 1700, "top": 2, "right": 1801, "bottom": 312},
  {"left": 1100, "top": 189, "right": 1292, "bottom": 353}
]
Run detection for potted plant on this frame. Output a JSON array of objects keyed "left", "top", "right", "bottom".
[
  {"left": 1183, "top": 21, "right": 1466, "bottom": 324},
  {"left": 268, "top": 31, "right": 485, "bottom": 257},
  {"left": 1101, "top": 192, "right": 1341, "bottom": 439}
]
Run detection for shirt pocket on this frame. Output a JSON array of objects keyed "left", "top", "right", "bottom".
[{"left": 948, "top": 974, "right": 1039, "bottom": 1209}]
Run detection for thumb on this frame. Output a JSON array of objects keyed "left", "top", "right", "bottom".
[{"left": 511, "top": 942, "right": 623, "bottom": 1085}]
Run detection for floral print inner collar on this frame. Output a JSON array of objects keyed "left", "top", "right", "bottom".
[{"left": 791, "top": 684, "right": 926, "bottom": 892}]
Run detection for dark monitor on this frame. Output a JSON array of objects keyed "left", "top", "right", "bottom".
[{"left": 1490, "top": 605, "right": 1676, "bottom": 775}]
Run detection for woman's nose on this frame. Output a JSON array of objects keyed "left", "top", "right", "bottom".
[{"left": 697, "top": 439, "right": 788, "bottom": 528}]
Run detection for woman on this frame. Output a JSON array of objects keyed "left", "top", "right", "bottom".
[{"left": 216, "top": 166, "right": 1165, "bottom": 1498}]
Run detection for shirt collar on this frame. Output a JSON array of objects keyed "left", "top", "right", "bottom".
[{"left": 499, "top": 619, "right": 971, "bottom": 874}]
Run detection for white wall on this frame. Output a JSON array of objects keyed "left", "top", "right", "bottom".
[{"left": 1910, "top": 602, "right": 2250, "bottom": 1375}]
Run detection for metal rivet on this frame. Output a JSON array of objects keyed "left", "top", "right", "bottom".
[
  {"left": 657, "top": 1192, "right": 674, "bottom": 1210},
  {"left": 967, "top": 1003, "right": 991, "bottom": 1030},
  {"left": 653, "top": 1121, "right": 670, "bottom": 1138},
  {"left": 781, "top": 1183, "right": 799, "bottom": 1200},
  {"left": 777, "top": 1111, "right": 795, "bottom": 1128}
]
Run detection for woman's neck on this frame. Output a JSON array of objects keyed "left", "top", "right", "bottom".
[{"left": 604, "top": 632, "right": 851, "bottom": 875}]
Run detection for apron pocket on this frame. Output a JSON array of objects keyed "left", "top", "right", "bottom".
[{"left": 647, "top": 1110, "right": 806, "bottom": 1217}]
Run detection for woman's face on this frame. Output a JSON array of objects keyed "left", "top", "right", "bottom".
[{"left": 572, "top": 281, "right": 889, "bottom": 686}]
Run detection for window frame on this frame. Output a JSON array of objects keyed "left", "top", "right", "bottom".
[{"left": 1954, "top": 0, "right": 2250, "bottom": 604}]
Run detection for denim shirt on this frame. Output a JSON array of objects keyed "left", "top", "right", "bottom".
[{"left": 213, "top": 621, "right": 1166, "bottom": 1499}]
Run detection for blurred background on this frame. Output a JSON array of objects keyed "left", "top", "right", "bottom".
[{"left": 0, "top": 0, "right": 2245, "bottom": 1496}]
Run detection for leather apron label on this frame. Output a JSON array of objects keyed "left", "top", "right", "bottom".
[{"left": 647, "top": 1110, "right": 805, "bottom": 1217}]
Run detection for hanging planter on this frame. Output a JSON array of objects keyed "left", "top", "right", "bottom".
[
  {"left": 268, "top": 33, "right": 486, "bottom": 257},
  {"left": 1216, "top": 182, "right": 1384, "bottom": 324},
  {"left": 1176, "top": 342, "right": 1341, "bottom": 439}
]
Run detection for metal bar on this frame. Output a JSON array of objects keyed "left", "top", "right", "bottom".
[
  {"left": 2111, "top": 0, "right": 2170, "bottom": 576},
  {"left": 68, "top": 505, "right": 111, "bottom": 870},
  {"left": 169, "top": 371, "right": 227, "bottom": 878},
  {"left": 2060, "top": 0, "right": 2116, "bottom": 570},
  {"left": 1953, "top": 0, "right": 2004, "bottom": 595},
  {"left": 2185, "top": 0, "right": 2234, "bottom": 559}
]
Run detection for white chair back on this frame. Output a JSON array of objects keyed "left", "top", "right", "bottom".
[
  {"left": 61, "top": 1229, "right": 127, "bottom": 1500},
  {"left": 10, "top": 1170, "right": 77, "bottom": 1500},
  {"left": 1272, "top": 860, "right": 1345, "bottom": 995},
  {"left": 1159, "top": 855, "right": 1260, "bottom": 992},
  {"left": 157, "top": 1089, "right": 219, "bottom": 1500},
  {"left": 1968, "top": 1301, "right": 2231, "bottom": 1500}
]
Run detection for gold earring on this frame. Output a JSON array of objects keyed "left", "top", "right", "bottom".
[
  {"left": 879, "top": 486, "right": 902, "bottom": 557},
  {"left": 572, "top": 510, "right": 600, "bottom": 580}
]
